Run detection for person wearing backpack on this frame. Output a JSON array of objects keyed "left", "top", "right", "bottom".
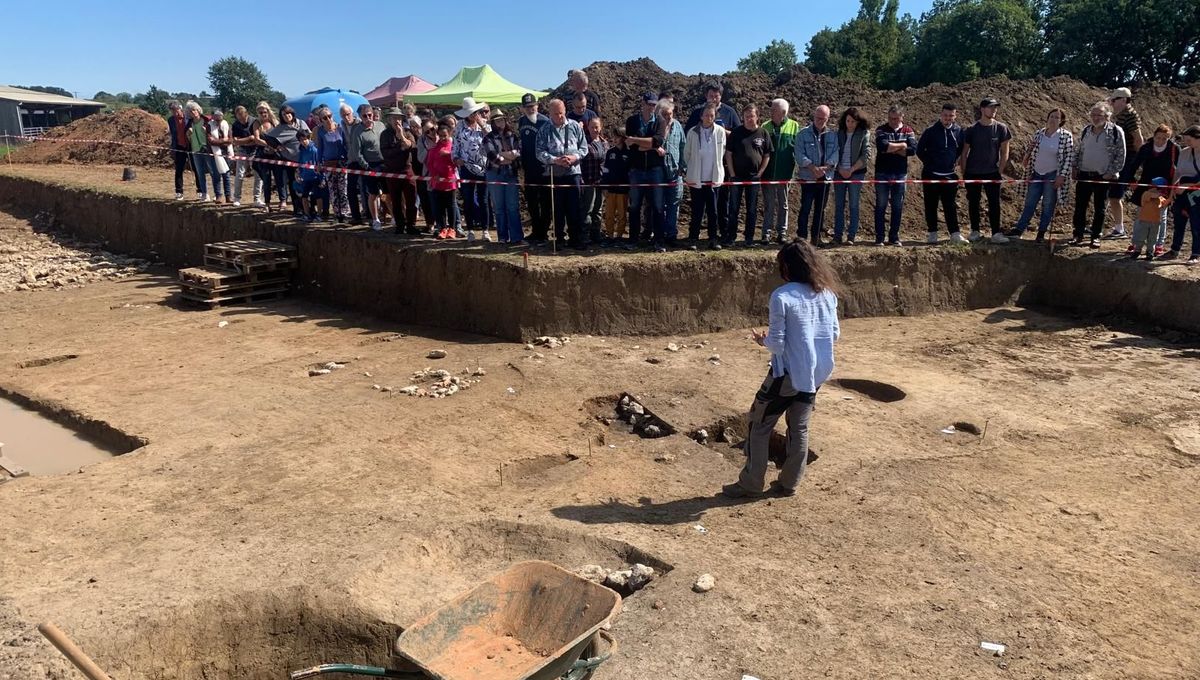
[{"left": 1071, "top": 102, "right": 1126, "bottom": 249}]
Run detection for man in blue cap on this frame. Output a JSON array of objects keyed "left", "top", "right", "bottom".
[{"left": 519, "top": 93, "right": 552, "bottom": 243}]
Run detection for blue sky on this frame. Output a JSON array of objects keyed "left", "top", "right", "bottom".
[{"left": 9, "top": 1, "right": 935, "bottom": 100}]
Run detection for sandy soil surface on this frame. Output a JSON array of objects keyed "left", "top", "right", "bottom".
[{"left": 0, "top": 203, "right": 1198, "bottom": 680}]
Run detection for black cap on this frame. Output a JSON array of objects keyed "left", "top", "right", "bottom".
[
  {"left": 521, "top": 93, "right": 536, "bottom": 106},
  {"left": 1182, "top": 125, "right": 1200, "bottom": 139},
  {"left": 980, "top": 97, "right": 1000, "bottom": 108},
  {"left": 641, "top": 91, "right": 659, "bottom": 104}
]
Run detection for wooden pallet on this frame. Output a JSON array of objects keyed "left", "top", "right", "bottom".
[
  {"left": 203, "top": 253, "right": 296, "bottom": 274},
  {"left": 178, "top": 265, "right": 289, "bottom": 291},
  {"left": 178, "top": 287, "right": 289, "bottom": 307},
  {"left": 204, "top": 240, "right": 296, "bottom": 266}
]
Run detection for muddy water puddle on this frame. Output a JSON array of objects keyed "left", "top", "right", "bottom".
[{"left": 0, "top": 396, "right": 116, "bottom": 475}]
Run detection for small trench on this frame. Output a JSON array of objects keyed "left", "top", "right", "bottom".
[
  {"left": 589, "top": 393, "right": 677, "bottom": 439},
  {"left": 16, "top": 354, "right": 78, "bottom": 369},
  {"left": 0, "top": 386, "right": 146, "bottom": 479},
  {"left": 829, "top": 378, "right": 907, "bottom": 403}
]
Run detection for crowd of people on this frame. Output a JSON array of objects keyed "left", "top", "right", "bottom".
[{"left": 165, "top": 71, "right": 1200, "bottom": 264}]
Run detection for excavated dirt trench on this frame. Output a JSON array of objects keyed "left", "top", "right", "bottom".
[{"left": 4, "top": 173, "right": 1199, "bottom": 341}]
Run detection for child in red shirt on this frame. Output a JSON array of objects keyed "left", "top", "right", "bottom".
[{"left": 425, "top": 122, "right": 460, "bottom": 239}]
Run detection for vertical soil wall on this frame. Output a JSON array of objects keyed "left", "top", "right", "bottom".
[{"left": 1, "top": 174, "right": 1196, "bottom": 339}]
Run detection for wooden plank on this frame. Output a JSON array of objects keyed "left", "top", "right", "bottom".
[
  {"left": 178, "top": 288, "right": 288, "bottom": 307},
  {"left": 203, "top": 254, "right": 296, "bottom": 273},
  {"left": 178, "top": 266, "right": 288, "bottom": 290},
  {"left": 179, "top": 279, "right": 288, "bottom": 297},
  {"left": 0, "top": 452, "right": 29, "bottom": 479}
]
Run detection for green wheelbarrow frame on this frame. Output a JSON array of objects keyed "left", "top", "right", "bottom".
[{"left": 291, "top": 561, "right": 620, "bottom": 680}]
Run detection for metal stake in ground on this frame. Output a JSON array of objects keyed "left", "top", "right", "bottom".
[{"left": 549, "top": 170, "right": 556, "bottom": 254}]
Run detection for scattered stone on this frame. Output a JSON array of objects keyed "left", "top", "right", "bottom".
[
  {"left": 629, "top": 402, "right": 645, "bottom": 416},
  {"left": 363, "top": 372, "right": 372, "bottom": 377},
  {"left": 652, "top": 600, "right": 666, "bottom": 610},
  {"left": 604, "top": 570, "right": 630, "bottom": 590},
  {"left": 708, "top": 354, "right": 721, "bottom": 363},
  {"left": 645, "top": 357, "right": 662, "bottom": 364},
  {"left": 628, "top": 414, "right": 642, "bottom": 427},
  {"left": 524, "top": 343, "right": 535, "bottom": 350},
  {"left": 398, "top": 385, "right": 420, "bottom": 396},
  {"left": 381, "top": 386, "right": 394, "bottom": 393},
  {"left": 628, "top": 564, "right": 655, "bottom": 590},
  {"left": 665, "top": 342, "right": 680, "bottom": 352},
  {"left": 718, "top": 428, "right": 737, "bottom": 443},
  {"left": 695, "top": 429, "right": 709, "bottom": 443},
  {"left": 532, "top": 352, "right": 545, "bottom": 360},
  {"left": 323, "top": 361, "right": 345, "bottom": 370},
  {"left": 308, "top": 368, "right": 331, "bottom": 377},
  {"left": 472, "top": 367, "right": 487, "bottom": 376},
  {"left": 643, "top": 424, "right": 663, "bottom": 438},
  {"left": 426, "top": 349, "right": 447, "bottom": 359},
  {"left": 693, "top": 574, "right": 716, "bottom": 593},
  {"left": 653, "top": 453, "right": 676, "bottom": 463},
  {"left": 371, "top": 384, "right": 382, "bottom": 391},
  {"left": 533, "top": 336, "right": 563, "bottom": 348},
  {"left": 575, "top": 564, "right": 609, "bottom": 583},
  {"left": 217, "top": 320, "right": 229, "bottom": 328}
]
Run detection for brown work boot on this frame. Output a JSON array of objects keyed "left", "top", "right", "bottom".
[{"left": 720, "top": 483, "right": 765, "bottom": 499}]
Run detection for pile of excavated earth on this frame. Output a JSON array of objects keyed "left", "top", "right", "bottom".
[{"left": 9, "top": 109, "right": 170, "bottom": 168}]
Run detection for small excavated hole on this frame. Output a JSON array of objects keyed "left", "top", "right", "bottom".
[
  {"left": 690, "top": 414, "right": 818, "bottom": 469},
  {"left": 16, "top": 354, "right": 78, "bottom": 369},
  {"left": 830, "top": 378, "right": 907, "bottom": 403},
  {"left": 590, "top": 393, "right": 677, "bottom": 439}
]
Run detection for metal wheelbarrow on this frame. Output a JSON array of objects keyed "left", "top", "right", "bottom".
[{"left": 291, "top": 561, "right": 621, "bottom": 680}]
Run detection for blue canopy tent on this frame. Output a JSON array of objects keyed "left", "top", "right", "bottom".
[{"left": 282, "top": 88, "right": 370, "bottom": 120}]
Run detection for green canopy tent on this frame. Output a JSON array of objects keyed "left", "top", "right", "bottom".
[{"left": 404, "top": 64, "right": 547, "bottom": 106}]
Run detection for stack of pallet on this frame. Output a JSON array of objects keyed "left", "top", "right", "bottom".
[{"left": 177, "top": 240, "right": 297, "bottom": 307}]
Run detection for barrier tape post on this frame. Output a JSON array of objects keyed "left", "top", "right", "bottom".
[{"left": 549, "top": 169, "right": 556, "bottom": 254}]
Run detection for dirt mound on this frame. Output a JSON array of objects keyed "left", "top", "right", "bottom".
[
  {"left": 554, "top": 59, "right": 1200, "bottom": 236},
  {"left": 10, "top": 109, "right": 171, "bottom": 168}
]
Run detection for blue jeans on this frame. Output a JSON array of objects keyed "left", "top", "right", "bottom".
[
  {"left": 486, "top": 171, "right": 522, "bottom": 242},
  {"left": 874, "top": 173, "right": 906, "bottom": 243},
  {"left": 1170, "top": 194, "right": 1200, "bottom": 256},
  {"left": 833, "top": 172, "right": 864, "bottom": 241},
  {"left": 628, "top": 167, "right": 664, "bottom": 243},
  {"left": 663, "top": 176, "right": 683, "bottom": 243},
  {"left": 192, "top": 153, "right": 220, "bottom": 196},
  {"left": 729, "top": 179, "right": 761, "bottom": 242},
  {"left": 1013, "top": 170, "right": 1058, "bottom": 236}
]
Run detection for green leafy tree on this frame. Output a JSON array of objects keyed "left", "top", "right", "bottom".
[
  {"left": 804, "top": 0, "right": 917, "bottom": 87},
  {"left": 207, "top": 56, "right": 278, "bottom": 112},
  {"left": 737, "top": 39, "right": 799, "bottom": 76},
  {"left": 135, "top": 86, "right": 171, "bottom": 114},
  {"left": 1043, "top": 0, "right": 1200, "bottom": 86},
  {"left": 910, "top": 0, "right": 1041, "bottom": 85}
]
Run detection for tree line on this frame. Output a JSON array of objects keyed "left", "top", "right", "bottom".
[
  {"left": 740, "top": 0, "right": 1199, "bottom": 89},
  {"left": 87, "top": 57, "right": 286, "bottom": 117}
]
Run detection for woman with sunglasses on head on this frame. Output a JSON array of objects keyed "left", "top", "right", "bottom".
[
  {"left": 313, "top": 105, "right": 350, "bottom": 223},
  {"left": 251, "top": 101, "right": 286, "bottom": 212}
]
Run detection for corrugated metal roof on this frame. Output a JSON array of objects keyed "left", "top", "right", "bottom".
[{"left": 0, "top": 85, "right": 103, "bottom": 107}]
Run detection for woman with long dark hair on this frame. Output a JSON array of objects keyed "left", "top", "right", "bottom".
[
  {"left": 832, "top": 106, "right": 871, "bottom": 244},
  {"left": 723, "top": 241, "right": 841, "bottom": 498}
]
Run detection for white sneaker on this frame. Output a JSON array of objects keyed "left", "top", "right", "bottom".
[
  {"left": 370, "top": 219, "right": 382, "bottom": 231},
  {"left": 175, "top": 193, "right": 184, "bottom": 200},
  {"left": 253, "top": 199, "right": 265, "bottom": 207},
  {"left": 482, "top": 230, "right": 492, "bottom": 242},
  {"left": 989, "top": 232, "right": 1010, "bottom": 244},
  {"left": 926, "top": 231, "right": 939, "bottom": 244},
  {"left": 466, "top": 230, "right": 477, "bottom": 242},
  {"left": 968, "top": 230, "right": 982, "bottom": 242},
  {"left": 201, "top": 193, "right": 211, "bottom": 202},
  {"left": 232, "top": 201, "right": 241, "bottom": 207},
  {"left": 949, "top": 232, "right": 970, "bottom": 245}
]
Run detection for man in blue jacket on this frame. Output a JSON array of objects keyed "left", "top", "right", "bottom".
[
  {"left": 916, "top": 103, "right": 969, "bottom": 244},
  {"left": 794, "top": 105, "right": 839, "bottom": 245},
  {"left": 518, "top": 93, "right": 552, "bottom": 243},
  {"left": 874, "top": 105, "right": 917, "bottom": 245}
]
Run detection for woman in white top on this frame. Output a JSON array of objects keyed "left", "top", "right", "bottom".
[
  {"left": 723, "top": 240, "right": 841, "bottom": 498},
  {"left": 684, "top": 104, "right": 727, "bottom": 250},
  {"left": 1011, "top": 108, "right": 1075, "bottom": 241},
  {"left": 206, "top": 109, "right": 233, "bottom": 204}
]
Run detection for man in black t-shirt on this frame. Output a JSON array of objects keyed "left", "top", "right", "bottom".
[
  {"left": 724, "top": 103, "right": 773, "bottom": 245},
  {"left": 229, "top": 105, "right": 261, "bottom": 206},
  {"left": 959, "top": 97, "right": 1012, "bottom": 243}
]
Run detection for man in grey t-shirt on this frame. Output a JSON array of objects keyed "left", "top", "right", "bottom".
[{"left": 959, "top": 97, "right": 1012, "bottom": 243}]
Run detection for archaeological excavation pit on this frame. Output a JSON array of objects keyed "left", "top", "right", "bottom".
[{"left": 0, "top": 388, "right": 145, "bottom": 479}]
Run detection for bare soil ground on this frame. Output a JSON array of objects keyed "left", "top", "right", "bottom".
[{"left": 0, "top": 204, "right": 1198, "bottom": 679}]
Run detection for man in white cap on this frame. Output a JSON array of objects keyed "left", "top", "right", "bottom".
[{"left": 1105, "top": 86, "right": 1144, "bottom": 239}]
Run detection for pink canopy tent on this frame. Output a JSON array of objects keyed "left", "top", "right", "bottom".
[{"left": 363, "top": 75, "right": 437, "bottom": 107}]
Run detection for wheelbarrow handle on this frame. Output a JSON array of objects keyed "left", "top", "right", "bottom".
[
  {"left": 289, "top": 663, "right": 424, "bottom": 679},
  {"left": 562, "top": 630, "right": 617, "bottom": 680}
]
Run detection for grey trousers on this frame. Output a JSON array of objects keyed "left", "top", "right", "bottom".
[
  {"left": 737, "top": 371, "right": 815, "bottom": 492},
  {"left": 762, "top": 184, "right": 790, "bottom": 241}
]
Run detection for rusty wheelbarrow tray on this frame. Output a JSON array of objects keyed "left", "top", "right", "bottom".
[{"left": 291, "top": 561, "right": 621, "bottom": 680}]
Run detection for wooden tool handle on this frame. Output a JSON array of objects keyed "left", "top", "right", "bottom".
[{"left": 37, "top": 622, "right": 113, "bottom": 680}]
